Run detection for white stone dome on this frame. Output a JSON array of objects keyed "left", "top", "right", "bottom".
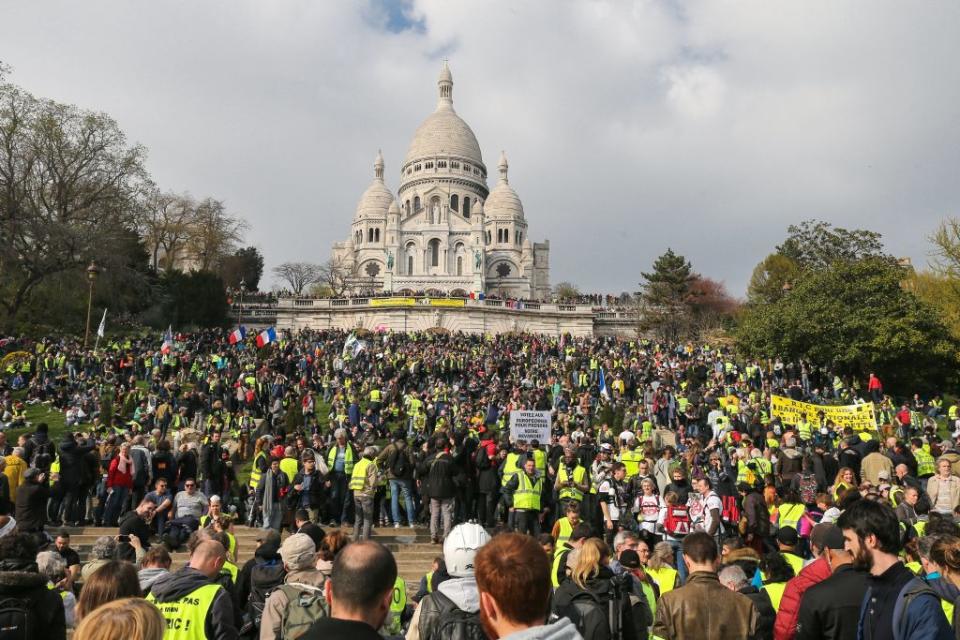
[
  {"left": 484, "top": 151, "right": 523, "bottom": 219},
  {"left": 355, "top": 150, "right": 393, "bottom": 218},
  {"left": 403, "top": 63, "right": 484, "bottom": 168}
]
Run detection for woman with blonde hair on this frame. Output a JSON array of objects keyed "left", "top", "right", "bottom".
[
  {"left": 74, "top": 598, "right": 164, "bottom": 640},
  {"left": 646, "top": 541, "right": 680, "bottom": 594},
  {"left": 831, "top": 467, "right": 857, "bottom": 503},
  {"left": 551, "top": 538, "right": 636, "bottom": 640}
]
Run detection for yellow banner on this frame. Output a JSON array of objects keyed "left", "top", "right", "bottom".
[
  {"left": 370, "top": 297, "right": 415, "bottom": 307},
  {"left": 770, "top": 396, "right": 877, "bottom": 431},
  {"left": 428, "top": 299, "right": 465, "bottom": 307}
]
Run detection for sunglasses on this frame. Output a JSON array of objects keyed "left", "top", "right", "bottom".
[{"left": 185, "top": 483, "right": 195, "bottom": 487}]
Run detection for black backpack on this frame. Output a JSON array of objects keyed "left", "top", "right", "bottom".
[
  {"left": 29, "top": 440, "right": 54, "bottom": 471},
  {"left": 0, "top": 595, "right": 39, "bottom": 640},
  {"left": 391, "top": 447, "right": 411, "bottom": 478},
  {"left": 427, "top": 591, "right": 487, "bottom": 640},
  {"left": 241, "top": 562, "right": 286, "bottom": 635},
  {"left": 556, "top": 583, "right": 622, "bottom": 640}
]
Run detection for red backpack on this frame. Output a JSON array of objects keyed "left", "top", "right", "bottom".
[{"left": 664, "top": 505, "right": 691, "bottom": 536}]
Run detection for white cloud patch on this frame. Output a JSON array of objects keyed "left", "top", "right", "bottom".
[{"left": 1, "top": 0, "right": 958, "bottom": 295}]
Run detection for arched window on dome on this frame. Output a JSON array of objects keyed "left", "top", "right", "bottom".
[
  {"left": 414, "top": 196, "right": 421, "bottom": 212},
  {"left": 450, "top": 194, "right": 458, "bottom": 212},
  {"left": 429, "top": 239, "right": 441, "bottom": 268},
  {"left": 463, "top": 197, "right": 471, "bottom": 218},
  {"left": 374, "top": 228, "right": 380, "bottom": 243},
  {"left": 407, "top": 255, "right": 413, "bottom": 275},
  {"left": 457, "top": 256, "right": 463, "bottom": 276},
  {"left": 367, "top": 228, "right": 373, "bottom": 243},
  {"left": 405, "top": 200, "right": 410, "bottom": 216},
  {"left": 405, "top": 242, "right": 416, "bottom": 275}
]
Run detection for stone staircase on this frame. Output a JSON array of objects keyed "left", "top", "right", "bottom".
[{"left": 63, "top": 524, "right": 439, "bottom": 592}]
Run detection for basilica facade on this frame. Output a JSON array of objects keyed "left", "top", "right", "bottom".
[{"left": 330, "top": 63, "right": 550, "bottom": 299}]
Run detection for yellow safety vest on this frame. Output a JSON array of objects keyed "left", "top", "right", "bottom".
[
  {"left": 370, "top": 389, "right": 382, "bottom": 403},
  {"left": 46, "top": 582, "right": 68, "bottom": 601},
  {"left": 147, "top": 583, "right": 221, "bottom": 639},
  {"left": 425, "top": 571, "right": 435, "bottom": 593},
  {"left": 555, "top": 517, "right": 575, "bottom": 548},
  {"left": 915, "top": 449, "right": 936, "bottom": 477},
  {"left": 557, "top": 464, "right": 587, "bottom": 502},
  {"left": 328, "top": 445, "right": 355, "bottom": 475},
  {"left": 764, "top": 581, "right": 788, "bottom": 612},
  {"left": 778, "top": 503, "right": 805, "bottom": 531},
  {"left": 279, "top": 457, "right": 299, "bottom": 485},
  {"left": 221, "top": 560, "right": 238, "bottom": 584},
  {"left": 350, "top": 458, "right": 373, "bottom": 491},
  {"left": 552, "top": 545, "right": 570, "bottom": 588},
  {"left": 513, "top": 472, "right": 543, "bottom": 511},
  {"left": 619, "top": 451, "right": 643, "bottom": 478},
  {"left": 501, "top": 453, "right": 522, "bottom": 487},
  {"left": 49, "top": 455, "right": 60, "bottom": 486},
  {"left": 391, "top": 575, "right": 407, "bottom": 613},
  {"left": 646, "top": 566, "right": 678, "bottom": 595},
  {"left": 782, "top": 552, "right": 804, "bottom": 577},
  {"left": 249, "top": 451, "right": 266, "bottom": 490},
  {"left": 531, "top": 449, "right": 547, "bottom": 475}
]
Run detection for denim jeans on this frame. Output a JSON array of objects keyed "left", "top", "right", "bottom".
[
  {"left": 669, "top": 539, "right": 687, "bottom": 584},
  {"left": 430, "top": 497, "right": 454, "bottom": 541},
  {"left": 390, "top": 479, "right": 415, "bottom": 526}
]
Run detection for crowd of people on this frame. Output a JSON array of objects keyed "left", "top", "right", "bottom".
[{"left": 1, "top": 328, "right": 960, "bottom": 639}]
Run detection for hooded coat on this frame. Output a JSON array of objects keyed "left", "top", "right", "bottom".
[
  {"left": 148, "top": 567, "right": 238, "bottom": 640},
  {"left": 0, "top": 562, "right": 67, "bottom": 640}
]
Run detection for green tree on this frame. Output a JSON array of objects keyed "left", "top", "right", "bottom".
[
  {"left": 158, "top": 270, "right": 229, "bottom": 329},
  {"left": 776, "top": 219, "right": 888, "bottom": 271},
  {"left": 736, "top": 258, "right": 958, "bottom": 393},
  {"left": 220, "top": 246, "right": 264, "bottom": 290},
  {"left": 640, "top": 248, "right": 695, "bottom": 342},
  {"left": 747, "top": 253, "right": 801, "bottom": 305}
]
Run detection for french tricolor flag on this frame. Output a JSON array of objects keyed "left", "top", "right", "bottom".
[
  {"left": 256, "top": 327, "right": 277, "bottom": 348},
  {"left": 228, "top": 326, "right": 246, "bottom": 345}
]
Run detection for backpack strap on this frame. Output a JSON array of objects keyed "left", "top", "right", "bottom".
[{"left": 893, "top": 577, "right": 938, "bottom": 640}]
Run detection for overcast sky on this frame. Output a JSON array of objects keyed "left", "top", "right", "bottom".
[{"left": 3, "top": 0, "right": 959, "bottom": 295}]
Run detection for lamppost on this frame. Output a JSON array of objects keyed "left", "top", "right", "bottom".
[
  {"left": 237, "top": 278, "right": 247, "bottom": 326},
  {"left": 83, "top": 260, "right": 100, "bottom": 349}
]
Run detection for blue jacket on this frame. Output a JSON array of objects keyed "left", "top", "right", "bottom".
[{"left": 857, "top": 576, "right": 953, "bottom": 640}]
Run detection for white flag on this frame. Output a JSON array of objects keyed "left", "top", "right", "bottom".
[{"left": 96, "top": 308, "right": 108, "bottom": 338}]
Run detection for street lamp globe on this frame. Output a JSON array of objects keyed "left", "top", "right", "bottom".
[
  {"left": 240, "top": 278, "right": 247, "bottom": 294},
  {"left": 86, "top": 260, "right": 101, "bottom": 282}
]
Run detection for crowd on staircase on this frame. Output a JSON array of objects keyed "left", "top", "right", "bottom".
[{"left": 0, "top": 329, "right": 959, "bottom": 639}]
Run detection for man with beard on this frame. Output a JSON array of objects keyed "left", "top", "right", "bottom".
[
  {"left": 837, "top": 499, "right": 951, "bottom": 639},
  {"left": 475, "top": 532, "right": 580, "bottom": 640}
]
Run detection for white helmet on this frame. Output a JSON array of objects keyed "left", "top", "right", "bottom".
[{"left": 443, "top": 523, "right": 491, "bottom": 577}]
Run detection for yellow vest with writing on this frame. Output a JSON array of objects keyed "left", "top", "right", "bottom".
[
  {"left": 147, "top": 583, "right": 221, "bottom": 640},
  {"left": 557, "top": 464, "right": 587, "bottom": 502},
  {"left": 513, "top": 472, "right": 543, "bottom": 511}
]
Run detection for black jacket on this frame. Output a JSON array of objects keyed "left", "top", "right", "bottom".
[
  {"left": 117, "top": 510, "right": 152, "bottom": 561},
  {"left": 177, "top": 449, "right": 199, "bottom": 484},
  {"left": 419, "top": 450, "right": 458, "bottom": 500},
  {"left": 795, "top": 565, "right": 869, "bottom": 640},
  {"left": 0, "top": 567, "right": 66, "bottom": 640},
  {"left": 291, "top": 470, "right": 325, "bottom": 508},
  {"left": 14, "top": 479, "right": 49, "bottom": 532},
  {"left": 739, "top": 586, "right": 776, "bottom": 640},
  {"left": 301, "top": 617, "right": 382, "bottom": 640},
  {"left": 149, "top": 567, "right": 238, "bottom": 640},
  {"left": 58, "top": 436, "right": 97, "bottom": 485},
  {"left": 200, "top": 442, "right": 225, "bottom": 480}
]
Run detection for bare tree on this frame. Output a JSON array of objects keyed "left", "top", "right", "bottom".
[
  {"left": 318, "top": 256, "right": 357, "bottom": 298},
  {"left": 0, "top": 82, "right": 146, "bottom": 330},
  {"left": 186, "top": 197, "right": 247, "bottom": 271},
  {"left": 553, "top": 281, "right": 580, "bottom": 301},
  {"left": 139, "top": 190, "right": 196, "bottom": 271},
  {"left": 273, "top": 262, "right": 323, "bottom": 296}
]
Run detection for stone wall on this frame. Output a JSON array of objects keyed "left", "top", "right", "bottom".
[{"left": 275, "top": 298, "right": 637, "bottom": 337}]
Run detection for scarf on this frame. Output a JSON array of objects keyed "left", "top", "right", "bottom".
[
  {"left": 262, "top": 468, "right": 275, "bottom": 515},
  {"left": 117, "top": 452, "right": 135, "bottom": 477}
]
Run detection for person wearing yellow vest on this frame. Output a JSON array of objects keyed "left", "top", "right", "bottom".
[
  {"left": 350, "top": 446, "right": 380, "bottom": 541},
  {"left": 279, "top": 447, "right": 299, "bottom": 485},
  {"left": 775, "top": 527, "right": 805, "bottom": 577},
  {"left": 551, "top": 502, "right": 582, "bottom": 549},
  {"left": 326, "top": 428, "right": 359, "bottom": 527},
  {"left": 619, "top": 442, "right": 643, "bottom": 479},
  {"left": 759, "top": 552, "right": 795, "bottom": 613},
  {"left": 911, "top": 437, "right": 936, "bottom": 482},
  {"left": 646, "top": 541, "right": 680, "bottom": 594},
  {"left": 505, "top": 458, "right": 544, "bottom": 536},
  {"left": 554, "top": 447, "right": 590, "bottom": 506},
  {"left": 260, "top": 532, "right": 330, "bottom": 639},
  {"left": 147, "top": 539, "right": 238, "bottom": 639}
]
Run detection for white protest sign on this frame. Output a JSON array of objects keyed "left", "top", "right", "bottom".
[{"left": 509, "top": 410, "right": 552, "bottom": 444}]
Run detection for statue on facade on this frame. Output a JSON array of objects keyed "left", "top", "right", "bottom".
[
  {"left": 474, "top": 249, "right": 482, "bottom": 269},
  {"left": 386, "top": 250, "right": 394, "bottom": 271}
]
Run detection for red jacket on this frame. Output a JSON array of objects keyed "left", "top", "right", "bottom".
[
  {"left": 773, "top": 556, "right": 832, "bottom": 640},
  {"left": 107, "top": 456, "right": 134, "bottom": 490}
]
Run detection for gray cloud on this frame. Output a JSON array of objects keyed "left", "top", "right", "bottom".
[{"left": 2, "top": 0, "right": 958, "bottom": 295}]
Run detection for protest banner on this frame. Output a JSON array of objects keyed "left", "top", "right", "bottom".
[
  {"left": 509, "top": 410, "right": 552, "bottom": 444},
  {"left": 770, "top": 395, "right": 877, "bottom": 431},
  {"left": 370, "top": 297, "right": 415, "bottom": 307}
]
